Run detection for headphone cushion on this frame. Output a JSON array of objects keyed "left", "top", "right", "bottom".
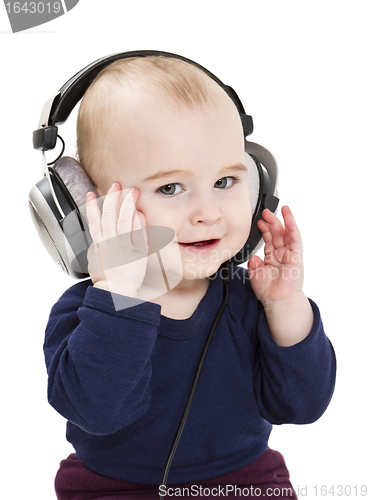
[
  {"left": 53, "top": 156, "right": 97, "bottom": 222},
  {"left": 244, "top": 152, "right": 260, "bottom": 214}
]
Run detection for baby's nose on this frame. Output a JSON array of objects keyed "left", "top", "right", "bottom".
[{"left": 189, "top": 194, "right": 222, "bottom": 225}]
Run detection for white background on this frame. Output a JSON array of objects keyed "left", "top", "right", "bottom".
[{"left": 1, "top": 1, "right": 368, "bottom": 498}]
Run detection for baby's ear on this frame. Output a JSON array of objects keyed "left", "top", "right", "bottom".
[{"left": 52, "top": 156, "right": 98, "bottom": 220}]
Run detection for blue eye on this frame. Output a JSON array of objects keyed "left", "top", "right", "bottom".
[
  {"left": 158, "top": 183, "right": 183, "bottom": 196},
  {"left": 214, "top": 176, "right": 237, "bottom": 189}
]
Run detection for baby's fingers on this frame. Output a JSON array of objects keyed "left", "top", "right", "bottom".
[
  {"left": 258, "top": 209, "right": 286, "bottom": 250},
  {"left": 116, "top": 188, "right": 140, "bottom": 235},
  {"left": 132, "top": 209, "right": 148, "bottom": 255},
  {"left": 101, "top": 183, "right": 122, "bottom": 238},
  {"left": 281, "top": 206, "right": 303, "bottom": 252},
  {"left": 86, "top": 192, "right": 102, "bottom": 242}
]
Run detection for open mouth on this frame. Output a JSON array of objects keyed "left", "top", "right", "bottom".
[{"left": 179, "top": 239, "right": 219, "bottom": 249}]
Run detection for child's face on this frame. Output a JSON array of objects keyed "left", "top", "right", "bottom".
[{"left": 96, "top": 91, "right": 252, "bottom": 282}]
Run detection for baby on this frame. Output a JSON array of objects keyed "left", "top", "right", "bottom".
[{"left": 44, "top": 55, "right": 336, "bottom": 499}]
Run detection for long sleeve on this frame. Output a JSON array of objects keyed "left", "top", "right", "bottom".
[
  {"left": 252, "top": 299, "right": 336, "bottom": 425},
  {"left": 42, "top": 269, "right": 337, "bottom": 485},
  {"left": 44, "top": 281, "right": 162, "bottom": 435}
]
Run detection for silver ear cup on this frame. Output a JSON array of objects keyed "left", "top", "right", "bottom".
[
  {"left": 29, "top": 199, "right": 67, "bottom": 273},
  {"left": 29, "top": 157, "right": 96, "bottom": 279},
  {"left": 29, "top": 182, "right": 73, "bottom": 275}
]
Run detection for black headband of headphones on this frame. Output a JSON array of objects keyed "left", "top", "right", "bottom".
[{"left": 33, "top": 50, "right": 254, "bottom": 152}]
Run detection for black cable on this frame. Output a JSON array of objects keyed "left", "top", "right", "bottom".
[
  {"left": 47, "top": 135, "right": 65, "bottom": 165},
  {"left": 158, "top": 262, "right": 231, "bottom": 499}
]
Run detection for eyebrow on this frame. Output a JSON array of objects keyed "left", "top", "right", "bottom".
[{"left": 142, "top": 163, "right": 247, "bottom": 183}]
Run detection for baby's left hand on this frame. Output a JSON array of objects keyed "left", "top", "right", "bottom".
[
  {"left": 248, "top": 206, "right": 304, "bottom": 307},
  {"left": 248, "top": 206, "right": 314, "bottom": 346}
]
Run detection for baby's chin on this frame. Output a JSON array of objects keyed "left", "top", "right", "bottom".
[{"left": 180, "top": 262, "right": 225, "bottom": 282}]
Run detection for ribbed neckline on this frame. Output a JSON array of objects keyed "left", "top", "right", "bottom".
[{"left": 158, "top": 274, "right": 223, "bottom": 339}]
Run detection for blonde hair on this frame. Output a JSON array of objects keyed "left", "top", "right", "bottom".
[{"left": 76, "top": 55, "right": 222, "bottom": 186}]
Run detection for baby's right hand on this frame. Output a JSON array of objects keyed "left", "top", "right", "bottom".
[{"left": 85, "top": 183, "right": 148, "bottom": 298}]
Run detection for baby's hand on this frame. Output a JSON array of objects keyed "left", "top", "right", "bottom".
[
  {"left": 86, "top": 183, "right": 148, "bottom": 298},
  {"left": 248, "top": 206, "right": 313, "bottom": 346},
  {"left": 248, "top": 206, "right": 304, "bottom": 305}
]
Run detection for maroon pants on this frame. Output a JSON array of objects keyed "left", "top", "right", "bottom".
[{"left": 55, "top": 448, "right": 298, "bottom": 499}]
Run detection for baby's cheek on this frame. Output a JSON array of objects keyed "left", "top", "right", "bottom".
[
  {"left": 232, "top": 206, "right": 252, "bottom": 245},
  {"left": 137, "top": 202, "right": 173, "bottom": 229}
]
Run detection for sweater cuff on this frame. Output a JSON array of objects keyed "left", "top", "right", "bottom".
[{"left": 84, "top": 284, "right": 162, "bottom": 326}]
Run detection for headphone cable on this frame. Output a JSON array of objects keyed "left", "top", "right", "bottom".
[
  {"left": 47, "top": 135, "right": 65, "bottom": 165},
  {"left": 158, "top": 262, "right": 231, "bottom": 499}
]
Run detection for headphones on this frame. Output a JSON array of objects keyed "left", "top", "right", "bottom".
[{"left": 29, "top": 50, "right": 279, "bottom": 279}]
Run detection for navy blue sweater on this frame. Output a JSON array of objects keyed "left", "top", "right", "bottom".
[{"left": 44, "top": 266, "right": 336, "bottom": 484}]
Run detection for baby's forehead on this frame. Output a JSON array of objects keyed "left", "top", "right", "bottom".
[
  {"left": 77, "top": 57, "right": 245, "bottom": 191},
  {"left": 108, "top": 100, "right": 245, "bottom": 178},
  {"left": 85, "top": 56, "right": 233, "bottom": 118}
]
